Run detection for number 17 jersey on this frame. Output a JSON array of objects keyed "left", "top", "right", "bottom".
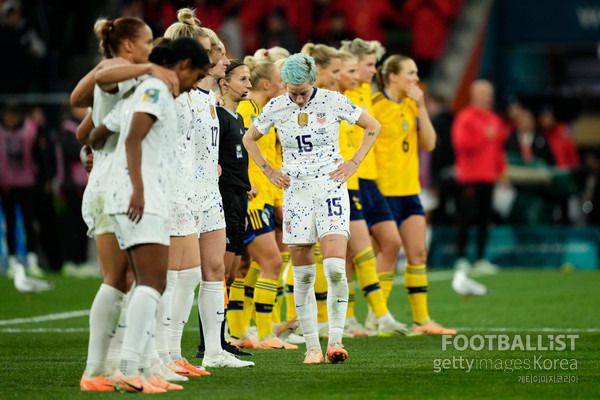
[{"left": 372, "top": 90, "right": 421, "bottom": 197}]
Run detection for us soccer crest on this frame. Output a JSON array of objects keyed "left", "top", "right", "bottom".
[
  {"left": 210, "top": 104, "right": 216, "bottom": 119},
  {"left": 316, "top": 112, "right": 326, "bottom": 124},
  {"left": 298, "top": 113, "right": 308, "bottom": 127}
]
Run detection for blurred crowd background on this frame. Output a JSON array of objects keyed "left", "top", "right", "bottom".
[{"left": 1, "top": 0, "right": 600, "bottom": 273}]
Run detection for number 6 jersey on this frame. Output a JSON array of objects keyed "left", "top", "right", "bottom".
[{"left": 372, "top": 90, "right": 421, "bottom": 197}]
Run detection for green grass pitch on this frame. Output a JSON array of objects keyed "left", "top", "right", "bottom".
[{"left": 0, "top": 269, "right": 598, "bottom": 399}]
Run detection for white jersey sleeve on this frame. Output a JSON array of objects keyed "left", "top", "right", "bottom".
[{"left": 102, "top": 99, "right": 123, "bottom": 133}]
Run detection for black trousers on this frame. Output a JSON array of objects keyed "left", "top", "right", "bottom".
[{"left": 457, "top": 182, "right": 494, "bottom": 260}]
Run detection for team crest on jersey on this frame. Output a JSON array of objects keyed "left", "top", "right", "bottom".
[
  {"left": 284, "top": 220, "right": 291, "bottom": 233},
  {"left": 262, "top": 208, "right": 271, "bottom": 226},
  {"left": 402, "top": 120, "right": 409, "bottom": 133},
  {"left": 298, "top": 113, "right": 308, "bottom": 127},
  {"left": 210, "top": 104, "right": 216, "bottom": 119},
  {"left": 142, "top": 89, "right": 159, "bottom": 103},
  {"left": 316, "top": 112, "right": 326, "bottom": 124}
]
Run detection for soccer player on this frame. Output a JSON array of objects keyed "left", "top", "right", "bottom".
[
  {"left": 243, "top": 53, "right": 381, "bottom": 364},
  {"left": 372, "top": 54, "right": 456, "bottom": 335},
  {"left": 72, "top": 16, "right": 180, "bottom": 391},
  {"left": 232, "top": 56, "right": 297, "bottom": 349},
  {"left": 336, "top": 50, "right": 410, "bottom": 337},
  {"left": 91, "top": 37, "right": 211, "bottom": 392},
  {"left": 339, "top": 38, "right": 402, "bottom": 332}
]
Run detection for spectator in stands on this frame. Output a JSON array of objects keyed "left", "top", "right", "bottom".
[
  {"left": 538, "top": 105, "right": 579, "bottom": 169},
  {"left": 260, "top": 7, "right": 297, "bottom": 53},
  {"left": 505, "top": 108, "right": 555, "bottom": 166},
  {"left": 451, "top": 80, "right": 506, "bottom": 274}
]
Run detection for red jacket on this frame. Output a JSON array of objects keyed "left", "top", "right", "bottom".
[
  {"left": 546, "top": 122, "right": 580, "bottom": 168},
  {"left": 452, "top": 106, "right": 507, "bottom": 183}
]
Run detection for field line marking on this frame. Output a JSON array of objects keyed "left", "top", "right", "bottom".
[
  {"left": 0, "top": 310, "right": 90, "bottom": 326},
  {"left": 1, "top": 327, "right": 88, "bottom": 333}
]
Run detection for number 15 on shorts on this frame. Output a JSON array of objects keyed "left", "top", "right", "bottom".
[{"left": 326, "top": 197, "right": 342, "bottom": 216}]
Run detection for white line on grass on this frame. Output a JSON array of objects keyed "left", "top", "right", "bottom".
[
  {"left": 0, "top": 310, "right": 90, "bottom": 326},
  {"left": 1, "top": 328, "right": 88, "bottom": 333}
]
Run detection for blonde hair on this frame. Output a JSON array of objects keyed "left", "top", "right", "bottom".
[
  {"left": 337, "top": 50, "right": 358, "bottom": 63},
  {"left": 243, "top": 55, "right": 276, "bottom": 87},
  {"left": 164, "top": 8, "right": 207, "bottom": 41},
  {"left": 274, "top": 57, "right": 288, "bottom": 71},
  {"left": 340, "top": 38, "right": 385, "bottom": 61},
  {"left": 254, "top": 46, "right": 290, "bottom": 62},
  {"left": 300, "top": 43, "right": 339, "bottom": 68},
  {"left": 375, "top": 54, "right": 411, "bottom": 91}
]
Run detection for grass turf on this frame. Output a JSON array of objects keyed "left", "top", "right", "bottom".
[{"left": 0, "top": 269, "right": 598, "bottom": 399}]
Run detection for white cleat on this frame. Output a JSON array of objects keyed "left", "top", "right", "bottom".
[
  {"left": 378, "top": 319, "right": 415, "bottom": 337},
  {"left": 152, "top": 362, "right": 189, "bottom": 382},
  {"left": 202, "top": 350, "right": 255, "bottom": 368}
]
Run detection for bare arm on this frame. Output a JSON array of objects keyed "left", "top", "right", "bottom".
[
  {"left": 330, "top": 110, "right": 381, "bottom": 183},
  {"left": 89, "top": 125, "right": 117, "bottom": 150},
  {"left": 243, "top": 125, "right": 290, "bottom": 189},
  {"left": 96, "top": 63, "right": 180, "bottom": 97},
  {"left": 125, "top": 112, "right": 155, "bottom": 223},
  {"left": 406, "top": 84, "right": 436, "bottom": 151},
  {"left": 70, "top": 58, "right": 129, "bottom": 107},
  {"left": 76, "top": 111, "right": 93, "bottom": 145}
]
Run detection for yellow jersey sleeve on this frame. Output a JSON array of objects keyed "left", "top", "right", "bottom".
[
  {"left": 338, "top": 120, "right": 359, "bottom": 190},
  {"left": 345, "top": 83, "right": 378, "bottom": 181},
  {"left": 237, "top": 99, "right": 276, "bottom": 209},
  {"left": 372, "top": 92, "right": 421, "bottom": 196}
]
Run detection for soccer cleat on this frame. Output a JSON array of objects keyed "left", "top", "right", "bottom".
[
  {"left": 111, "top": 374, "right": 166, "bottom": 393},
  {"left": 152, "top": 362, "right": 188, "bottom": 382},
  {"left": 279, "top": 331, "right": 305, "bottom": 344},
  {"left": 364, "top": 308, "right": 378, "bottom": 332},
  {"left": 344, "top": 316, "right": 370, "bottom": 337},
  {"left": 259, "top": 335, "right": 299, "bottom": 350},
  {"left": 325, "top": 343, "right": 348, "bottom": 364},
  {"left": 413, "top": 321, "right": 457, "bottom": 335},
  {"left": 80, "top": 375, "right": 115, "bottom": 392},
  {"left": 303, "top": 347, "right": 324, "bottom": 364},
  {"left": 202, "top": 350, "right": 255, "bottom": 368},
  {"left": 378, "top": 319, "right": 416, "bottom": 337},
  {"left": 274, "top": 319, "right": 299, "bottom": 336},
  {"left": 175, "top": 358, "right": 211, "bottom": 376},
  {"left": 166, "top": 360, "right": 195, "bottom": 377},
  {"left": 148, "top": 375, "right": 184, "bottom": 390},
  {"left": 223, "top": 342, "right": 253, "bottom": 357}
]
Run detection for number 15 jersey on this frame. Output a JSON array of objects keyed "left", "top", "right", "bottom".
[
  {"left": 253, "top": 88, "right": 362, "bottom": 180},
  {"left": 372, "top": 90, "right": 421, "bottom": 197}
]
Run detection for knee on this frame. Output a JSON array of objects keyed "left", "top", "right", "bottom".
[
  {"left": 380, "top": 236, "right": 402, "bottom": 257},
  {"left": 407, "top": 247, "right": 427, "bottom": 266}
]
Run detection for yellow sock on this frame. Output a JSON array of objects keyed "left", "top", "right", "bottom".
[
  {"left": 254, "top": 277, "right": 278, "bottom": 339},
  {"left": 284, "top": 263, "right": 296, "bottom": 321},
  {"left": 354, "top": 247, "right": 389, "bottom": 318},
  {"left": 377, "top": 271, "right": 394, "bottom": 304},
  {"left": 227, "top": 278, "right": 246, "bottom": 339},
  {"left": 346, "top": 280, "right": 356, "bottom": 318},
  {"left": 405, "top": 263, "right": 430, "bottom": 324},
  {"left": 243, "top": 261, "right": 261, "bottom": 331},
  {"left": 314, "top": 243, "right": 328, "bottom": 323},
  {"left": 272, "top": 255, "right": 287, "bottom": 323}
]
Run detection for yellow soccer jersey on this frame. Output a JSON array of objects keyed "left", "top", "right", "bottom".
[
  {"left": 338, "top": 119, "right": 359, "bottom": 190},
  {"left": 345, "top": 82, "right": 377, "bottom": 181},
  {"left": 237, "top": 99, "right": 276, "bottom": 209},
  {"left": 273, "top": 133, "right": 283, "bottom": 207},
  {"left": 372, "top": 91, "right": 420, "bottom": 196}
]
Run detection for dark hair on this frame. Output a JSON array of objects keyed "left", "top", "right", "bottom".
[
  {"left": 149, "top": 37, "right": 210, "bottom": 70},
  {"left": 94, "top": 17, "right": 147, "bottom": 59},
  {"left": 217, "top": 59, "right": 246, "bottom": 94}
]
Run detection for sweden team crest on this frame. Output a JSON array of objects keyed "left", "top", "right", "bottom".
[
  {"left": 210, "top": 104, "right": 216, "bottom": 119},
  {"left": 298, "top": 113, "right": 308, "bottom": 127},
  {"left": 402, "top": 120, "right": 409, "bottom": 133}
]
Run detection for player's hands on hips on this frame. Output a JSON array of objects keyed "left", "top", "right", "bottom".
[
  {"left": 267, "top": 168, "right": 290, "bottom": 189},
  {"left": 247, "top": 185, "right": 258, "bottom": 200},
  {"left": 330, "top": 159, "right": 359, "bottom": 183},
  {"left": 80, "top": 145, "right": 94, "bottom": 173},
  {"left": 127, "top": 189, "right": 145, "bottom": 223},
  {"left": 406, "top": 84, "right": 424, "bottom": 107}
]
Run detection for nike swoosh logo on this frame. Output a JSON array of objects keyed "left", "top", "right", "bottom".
[
  {"left": 216, "top": 311, "right": 225, "bottom": 315},
  {"left": 266, "top": 345, "right": 285, "bottom": 349},
  {"left": 123, "top": 381, "right": 144, "bottom": 392},
  {"left": 280, "top": 119, "right": 288, "bottom": 124},
  {"left": 295, "top": 304, "right": 305, "bottom": 308},
  {"left": 336, "top": 299, "right": 348, "bottom": 303}
]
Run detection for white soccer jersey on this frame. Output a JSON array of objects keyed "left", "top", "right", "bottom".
[
  {"left": 104, "top": 76, "right": 177, "bottom": 219},
  {"left": 86, "top": 80, "right": 136, "bottom": 193},
  {"left": 253, "top": 88, "right": 362, "bottom": 179},
  {"left": 170, "top": 92, "right": 196, "bottom": 205},
  {"left": 189, "top": 88, "right": 221, "bottom": 211}
]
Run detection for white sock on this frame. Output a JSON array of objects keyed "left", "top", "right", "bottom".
[
  {"left": 198, "top": 280, "right": 224, "bottom": 357},
  {"left": 323, "top": 257, "right": 348, "bottom": 345},
  {"left": 156, "top": 270, "right": 177, "bottom": 363},
  {"left": 106, "top": 286, "right": 133, "bottom": 373},
  {"left": 168, "top": 267, "right": 202, "bottom": 360},
  {"left": 119, "top": 285, "right": 160, "bottom": 377},
  {"left": 293, "top": 265, "right": 319, "bottom": 350},
  {"left": 139, "top": 317, "right": 157, "bottom": 378},
  {"left": 84, "top": 283, "right": 124, "bottom": 377}
]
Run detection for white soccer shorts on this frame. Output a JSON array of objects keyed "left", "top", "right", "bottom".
[{"left": 110, "top": 213, "right": 170, "bottom": 250}]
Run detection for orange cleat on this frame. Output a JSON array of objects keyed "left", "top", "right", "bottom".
[
  {"left": 175, "top": 358, "right": 211, "bottom": 376},
  {"left": 148, "top": 375, "right": 184, "bottom": 390},
  {"left": 325, "top": 343, "right": 348, "bottom": 364},
  {"left": 111, "top": 374, "right": 166, "bottom": 394},
  {"left": 259, "top": 335, "right": 299, "bottom": 350},
  {"left": 413, "top": 321, "right": 457, "bottom": 335},
  {"left": 80, "top": 375, "right": 115, "bottom": 392},
  {"left": 303, "top": 347, "right": 324, "bottom": 364}
]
